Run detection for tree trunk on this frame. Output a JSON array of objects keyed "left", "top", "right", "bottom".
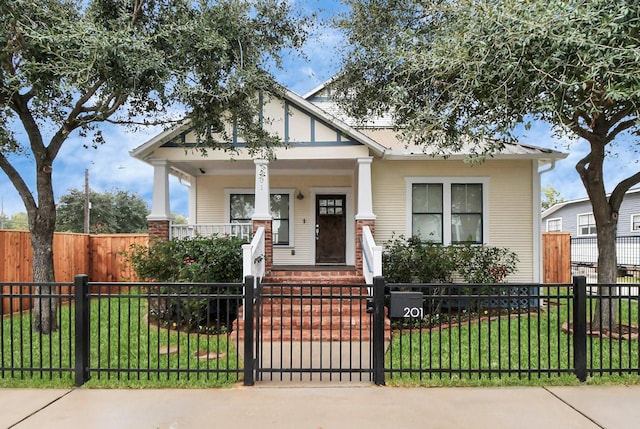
[
  {"left": 575, "top": 129, "right": 620, "bottom": 333},
  {"left": 29, "top": 169, "right": 59, "bottom": 334},
  {"left": 591, "top": 219, "right": 618, "bottom": 332}
]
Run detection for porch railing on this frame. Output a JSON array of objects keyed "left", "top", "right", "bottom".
[
  {"left": 361, "top": 226, "right": 382, "bottom": 288},
  {"left": 170, "top": 223, "right": 252, "bottom": 240},
  {"left": 242, "top": 226, "right": 265, "bottom": 280}
]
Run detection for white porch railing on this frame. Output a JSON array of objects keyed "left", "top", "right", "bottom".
[
  {"left": 361, "top": 225, "right": 382, "bottom": 291},
  {"left": 242, "top": 226, "right": 265, "bottom": 280},
  {"left": 241, "top": 227, "right": 265, "bottom": 320},
  {"left": 170, "top": 223, "right": 252, "bottom": 240}
]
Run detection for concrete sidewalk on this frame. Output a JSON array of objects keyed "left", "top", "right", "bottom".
[{"left": 3, "top": 385, "right": 640, "bottom": 429}]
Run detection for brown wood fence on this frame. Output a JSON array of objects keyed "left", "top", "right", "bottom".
[
  {"left": 542, "top": 232, "right": 571, "bottom": 283},
  {"left": 0, "top": 230, "right": 148, "bottom": 283},
  {"left": 1, "top": 231, "right": 148, "bottom": 314}
]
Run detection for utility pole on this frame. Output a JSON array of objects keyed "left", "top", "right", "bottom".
[
  {"left": 0, "top": 199, "right": 5, "bottom": 229},
  {"left": 84, "top": 169, "right": 90, "bottom": 234}
]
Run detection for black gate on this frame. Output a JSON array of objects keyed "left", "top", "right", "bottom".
[{"left": 250, "top": 279, "right": 377, "bottom": 382}]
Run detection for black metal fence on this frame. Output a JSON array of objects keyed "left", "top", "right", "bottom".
[
  {"left": 376, "top": 277, "right": 640, "bottom": 384},
  {"left": 571, "top": 236, "right": 640, "bottom": 283},
  {"left": 2, "top": 276, "right": 639, "bottom": 387},
  {"left": 1, "top": 276, "right": 247, "bottom": 387}
]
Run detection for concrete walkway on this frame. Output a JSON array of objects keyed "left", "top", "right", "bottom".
[{"left": 3, "top": 385, "right": 640, "bottom": 429}]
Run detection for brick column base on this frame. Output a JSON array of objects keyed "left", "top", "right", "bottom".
[
  {"left": 252, "top": 219, "right": 273, "bottom": 275},
  {"left": 148, "top": 220, "right": 170, "bottom": 244},
  {"left": 356, "top": 219, "right": 376, "bottom": 276}
]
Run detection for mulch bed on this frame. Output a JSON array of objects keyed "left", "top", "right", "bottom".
[{"left": 562, "top": 322, "right": 639, "bottom": 340}]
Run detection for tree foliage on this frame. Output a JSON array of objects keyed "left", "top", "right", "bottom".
[
  {"left": 542, "top": 185, "right": 565, "bottom": 211},
  {"left": 56, "top": 188, "right": 148, "bottom": 233},
  {"left": 338, "top": 0, "right": 640, "bottom": 330},
  {"left": 0, "top": 0, "right": 309, "bottom": 333},
  {"left": 0, "top": 211, "right": 28, "bottom": 229}
]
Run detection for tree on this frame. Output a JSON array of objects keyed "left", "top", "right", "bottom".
[
  {"left": 0, "top": 211, "right": 28, "bottom": 229},
  {"left": 56, "top": 188, "right": 148, "bottom": 233},
  {"left": 542, "top": 185, "right": 565, "bottom": 211},
  {"left": 337, "top": 0, "right": 640, "bottom": 331},
  {"left": 171, "top": 213, "right": 188, "bottom": 225},
  {"left": 0, "top": 0, "right": 309, "bottom": 333}
]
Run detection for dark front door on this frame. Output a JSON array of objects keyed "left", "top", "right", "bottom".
[{"left": 316, "top": 195, "right": 346, "bottom": 264}]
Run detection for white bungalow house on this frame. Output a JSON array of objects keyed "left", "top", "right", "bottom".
[{"left": 130, "top": 82, "right": 567, "bottom": 285}]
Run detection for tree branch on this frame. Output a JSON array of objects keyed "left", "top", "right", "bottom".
[
  {"left": 10, "top": 92, "right": 47, "bottom": 163},
  {"left": 609, "top": 172, "right": 640, "bottom": 212},
  {"left": 48, "top": 81, "right": 104, "bottom": 158},
  {"left": 131, "top": 0, "right": 146, "bottom": 26},
  {"left": 575, "top": 152, "right": 591, "bottom": 179},
  {"left": 0, "top": 151, "right": 36, "bottom": 212},
  {"left": 105, "top": 117, "right": 183, "bottom": 126},
  {"left": 606, "top": 118, "right": 637, "bottom": 143}
]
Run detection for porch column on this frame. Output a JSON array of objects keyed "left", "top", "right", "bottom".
[
  {"left": 253, "top": 159, "right": 271, "bottom": 220},
  {"left": 147, "top": 159, "right": 171, "bottom": 242},
  {"left": 356, "top": 157, "right": 375, "bottom": 220},
  {"left": 253, "top": 159, "right": 273, "bottom": 273},
  {"left": 355, "top": 157, "right": 376, "bottom": 276}
]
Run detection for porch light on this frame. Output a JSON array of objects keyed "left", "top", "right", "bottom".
[{"left": 296, "top": 190, "right": 305, "bottom": 200}]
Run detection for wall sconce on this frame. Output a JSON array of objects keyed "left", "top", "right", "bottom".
[{"left": 296, "top": 190, "right": 305, "bottom": 200}]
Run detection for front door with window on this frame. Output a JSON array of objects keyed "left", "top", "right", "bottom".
[{"left": 316, "top": 195, "right": 346, "bottom": 264}]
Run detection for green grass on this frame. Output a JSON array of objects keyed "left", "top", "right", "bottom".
[
  {"left": 386, "top": 293, "right": 640, "bottom": 387},
  {"left": 1, "top": 290, "right": 240, "bottom": 388}
]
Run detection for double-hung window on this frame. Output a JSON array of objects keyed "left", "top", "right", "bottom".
[
  {"left": 546, "top": 218, "right": 562, "bottom": 232},
  {"left": 229, "top": 190, "right": 292, "bottom": 245},
  {"left": 631, "top": 214, "right": 640, "bottom": 233},
  {"left": 408, "top": 178, "right": 487, "bottom": 245},
  {"left": 577, "top": 213, "right": 596, "bottom": 236}
]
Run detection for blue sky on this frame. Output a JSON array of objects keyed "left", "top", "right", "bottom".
[{"left": 0, "top": 0, "right": 637, "bottom": 218}]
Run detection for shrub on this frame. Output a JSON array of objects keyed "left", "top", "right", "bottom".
[
  {"left": 127, "top": 236, "right": 246, "bottom": 333},
  {"left": 382, "top": 235, "right": 456, "bottom": 283},
  {"left": 382, "top": 235, "right": 519, "bottom": 284},
  {"left": 454, "top": 244, "right": 519, "bottom": 284}
]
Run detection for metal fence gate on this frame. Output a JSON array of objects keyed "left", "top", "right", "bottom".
[{"left": 251, "top": 280, "right": 376, "bottom": 382}]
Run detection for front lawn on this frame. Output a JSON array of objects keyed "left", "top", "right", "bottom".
[
  {"left": 386, "top": 293, "right": 640, "bottom": 387},
  {"left": 1, "top": 290, "right": 240, "bottom": 388}
]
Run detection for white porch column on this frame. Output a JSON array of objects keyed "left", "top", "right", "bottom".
[
  {"left": 355, "top": 157, "right": 376, "bottom": 220},
  {"left": 253, "top": 159, "right": 272, "bottom": 220},
  {"left": 147, "top": 159, "right": 171, "bottom": 221}
]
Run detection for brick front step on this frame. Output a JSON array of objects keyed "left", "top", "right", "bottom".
[
  {"left": 253, "top": 304, "right": 369, "bottom": 317},
  {"left": 233, "top": 272, "right": 388, "bottom": 341},
  {"left": 260, "top": 285, "right": 369, "bottom": 296},
  {"left": 263, "top": 268, "right": 364, "bottom": 285}
]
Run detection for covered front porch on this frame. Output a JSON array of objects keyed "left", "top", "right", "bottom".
[{"left": 146, "top": 156, "right": 382, "bottom": 283}]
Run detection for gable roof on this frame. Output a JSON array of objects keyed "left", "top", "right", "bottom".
[
  {"left": 542, "top": 187, "right": 640, "bottom": 219},
  {"left": 131, "top": 80, "right": 567, "bottom": 166},
  {"left": 130, "top": 87, "right": 388, "bottom": 161},
  {"left": 305, "top": 79, "right": 566, "bottom": 163}
]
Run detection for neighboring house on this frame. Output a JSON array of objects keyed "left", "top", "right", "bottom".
[
  {"left": 130, "top": 82, "right": 566, "bottom": 283},
  {"left": 542, "top": 188, "right": 640, "bottom": 237},
  {"left": 542, "top": 188, "right": 640, "bottom": 268}
]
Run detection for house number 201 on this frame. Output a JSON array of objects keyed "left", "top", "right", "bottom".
[{"left": 403, "top": 307, "right": 424, "bottom": 318}]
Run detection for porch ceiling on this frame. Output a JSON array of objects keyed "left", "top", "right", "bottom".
[{"left": 170, "top": 158, "right": 357, "bottom": 177}]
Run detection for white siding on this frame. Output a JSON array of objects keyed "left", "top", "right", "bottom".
[
  {"left": 196, "top": 173, "right": 354, "bottom": 265},
  {"left": 371, "top": 159, "right": 535, "bottom": 282}
]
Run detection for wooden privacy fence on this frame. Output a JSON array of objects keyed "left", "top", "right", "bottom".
[
  {"left": 542, "top": 232, "right": 571, "bottom": 283},
  {"left": 0, "top": 230, "right": 148, "bottom": 283}
]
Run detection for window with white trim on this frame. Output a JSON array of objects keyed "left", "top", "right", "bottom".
[
  {"left": 632, "top": 214, "right": 640, "bottom": 232},
  {"left": 577, "top": 213, "right": 596, "bottom": 236},
  {"left": 229, "top": 191, "right": 292, "bottom": 245},
  {"left": 546, "top": 218, "right": 562, "bottom": 232},
  {"left": 408, "top": 178, "right": 487, "bottom": 244}
]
